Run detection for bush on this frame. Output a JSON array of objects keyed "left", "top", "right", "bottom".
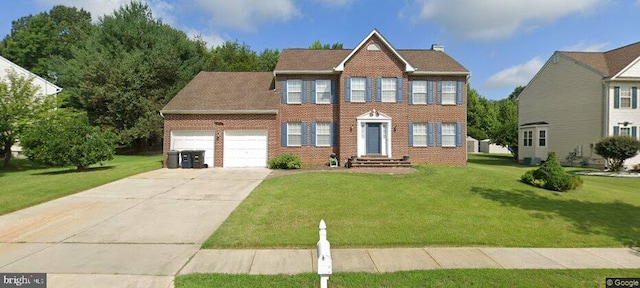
[
  {"left": 520, "top": 152, "right": 582, "bottom": 192},
  {"left": 21, "top": 111, "right": 118, "bottom": 171},
  {"left": 594, "top": 136, "right": 640, "bottom": 171},
  {"left": 268, "top": 153, "right": 302, "bottom": 169}
]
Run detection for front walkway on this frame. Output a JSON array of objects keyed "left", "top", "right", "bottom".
[{"left": 181, "top": 247, "right": 640, "bottom": 275}]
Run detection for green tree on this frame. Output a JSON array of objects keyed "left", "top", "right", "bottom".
[
  {"left": 56, "top": 1, "right": 206, "bottom": 150},
  {"left": 309, "top": 40, "right": 343, "bottom": 49},
  {"left": 466, "top": 85, "right": 497, "bottom": 140},
  {"left": 205, "top": 41, "right": 279, "bottom": 72},
  {"left": 594, "top": 136, "right": 640, "bottom": 171},
  {"left": 488, "top": 87, "right": 522, "bottom": 159},
  {"left": 521, "top": 152, "right": 583, "bottom": 191},
  {"left": 21, "top": 110, "right": 118, "bottom": 171},
  {"left": 0, "top": 70, "right": 53, "bottom": 167},
  {"left": 0, "top": 5, "right": 92, "bottom": 78}
]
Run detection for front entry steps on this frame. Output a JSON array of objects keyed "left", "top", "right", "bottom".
[{"left": 349, "top": 156, "right": 411, "bottom": 168}]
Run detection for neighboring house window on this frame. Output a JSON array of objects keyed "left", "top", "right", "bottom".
[
  {"left": 351, "top": 77, "right": 366, "bottom": 102},
  {"left": 523, "top": 130, "right": 533, "bottom": 147},
  {"left": 620, "top": 127, "right": 631, "bottom": 137},
  {"left": 315, "top": 123, "right": 331, "bottom": 146},
  {"left": 381, "top": 78, "right": 396, "bottom": 102},
  {"left": 287, "top": 123, "right": 302, "bottom": 146},
  {"left": 316, "top": 80, "right": 331, "bottom": 104},
  {"left": 412, "top": 81, "right": 427, "bottom": 104},
  {"left": 538, "top": 130, "right": 546, "bottom": 147},
  {"left": 441, "top": 123, "right": 456, "bottom": 147},
  {"left": 441, "top": 81, "right": 457, "bottom": 104},
  {"left": 620, "top": 87, "right": 632, "bottom": 108},
  {"left": 287, "top": 80, "right": 302, "bottom": 104},
  {"left": 412, "top": 123, "right": 428, "bottom": 146}
]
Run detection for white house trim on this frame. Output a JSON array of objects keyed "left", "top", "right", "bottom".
[
  {"left": 0, "top": 55, "right": 62, "bottom": 96},
  {"left": 611, "top": 55, "right": 640, "bottom": 80},
  {"left": 356, "top": 110, "right": 392, "bottom": 157},
  {"left": 334, "top": 29, "right": 416, "bottom": 73}
]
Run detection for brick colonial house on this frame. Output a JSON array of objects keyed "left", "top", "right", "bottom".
[{"left": 161, "top": 30, "right": 469, "bottom": 168}]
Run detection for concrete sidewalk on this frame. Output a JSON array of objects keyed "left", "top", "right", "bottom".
[{"left": 180, "top": 247, "right": 640, "bottom": 275}]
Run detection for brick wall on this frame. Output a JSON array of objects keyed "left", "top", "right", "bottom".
[{"left": 162, "top": 114, "right": 277, "bottom": 167}]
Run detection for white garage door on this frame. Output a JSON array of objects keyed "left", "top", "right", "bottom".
[
  {"left": 170, "top": 130, "right": 214, "bottom": 167},
  {"left": 224, "top": 130, "right": 268, "bottom": 168}
]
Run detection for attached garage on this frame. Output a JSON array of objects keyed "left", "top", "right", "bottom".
[
  {"left": 223, "top": 130, "right": 268, "bottom": 168},
  {"left": 170, "top": 130, "right": 215, "bottom": 167}
]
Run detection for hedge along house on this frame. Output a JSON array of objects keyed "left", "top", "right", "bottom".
[{"left": 161, "top": 29, "right": 470, "bottom": 168}]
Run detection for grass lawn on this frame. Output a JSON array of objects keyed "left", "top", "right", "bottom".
[
  {"left": 203, "top": 154, "right": 640, "bottom": 248},
  {"left": 0, "top": 154, "right": 162, "bottom": 215},
  {"left": 175, "top": 269, "right": 640, "bottom": 288}
]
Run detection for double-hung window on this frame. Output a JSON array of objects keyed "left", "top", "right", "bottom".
[
  {"left": 538, "top": 130, "right": 546, "bottom": 147},
  {"left": 412, "top": 81, "right": 427, "bottom": 104},
  {"left": 620, "top": 127, "right": 632, "bottom": 137},
  {"left": 441, "top": 81, "right": 456, "bottom": 104},
  {"left": 381, "top": 78, "right": 396, "bottom": 102},
  {"left": 441, "top": 123, "right": 456, "bottom": 147},
  {"left": 621, "top": 88, "right": 632, "bottom": 108},
  {"left": 287, "top": 123, "right": 302, "bottom": 146},
  {"left": 413, "top": 123, "right": 428, "bottom": 146},
  {"left": 350, "top": 77, "right": 366, "bottom": 102},
  {"left": 523, "top": 131, "right": 533, "bottom": 147},
  {"left": 315, "top": 123, "right": 331, "bottom": 146},
  {"left": 287, "top": 80, "right": 302, "bottom": 104},
  {"left": 316, "top": 80, "right": 331, "bottom": 104}
]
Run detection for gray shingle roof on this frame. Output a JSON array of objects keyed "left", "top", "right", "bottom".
[{"left": 560, "top": 41, "right": 640, "bottom": 77}]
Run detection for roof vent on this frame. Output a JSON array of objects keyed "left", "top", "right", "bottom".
[{"left": 431, "top": 44, "right": 444, "bottom": 52}]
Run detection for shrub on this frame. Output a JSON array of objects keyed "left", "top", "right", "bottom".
[
  {"left": 520, "top": 152, "right": 582, "bottom": 192},
  {"left": 268, "top": 153, "right": 302, "bottom": 169},
  {"left": 594, "top": 136, "right": 640, "bottom": 171}
]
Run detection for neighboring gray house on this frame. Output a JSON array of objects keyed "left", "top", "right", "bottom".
[{"left": 518, "top": 42, "right": 640, "bottom": 168}]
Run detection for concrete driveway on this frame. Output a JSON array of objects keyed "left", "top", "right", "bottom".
[{"left": 0, "top": 168, "right": 271, "bottom": 288}]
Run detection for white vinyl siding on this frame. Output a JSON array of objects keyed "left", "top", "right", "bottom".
[
  {"left": 412, "top": 123, "right": 428, "bottom": 146},
  {"left": 287, "top": 123, "right": 302, "bottom": 146},
  {"left": 441, "top": 81, "right": 456, "bottom": 105},
  {"left": 412, "top": 81, "right": 427, "bottom": 104},
  {"left": 441, "top": 123, "right": 456, "bottom": 147},
  {"left": 350, "top": 77, "right": 366, "bottom": 102},
  {"left": 315, "top": 123, "right": 331, "bottom": 146},
  {"left": 316, "top": 80, "right": 331, "bottom": 104},
  {"left": 381, "top": 78, "right": 396, "bottom": 102}
]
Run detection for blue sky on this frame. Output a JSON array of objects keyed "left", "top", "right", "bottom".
[{"left": 1, "top": 0, "right": 640, "bottom": 100}]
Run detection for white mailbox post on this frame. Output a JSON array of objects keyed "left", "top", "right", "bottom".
[{"left": 317, "top": 219, "right": 332, "bottom": 288}]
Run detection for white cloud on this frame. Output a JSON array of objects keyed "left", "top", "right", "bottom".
[
  {"left": 36, "top": 0, "right": 131, "bottom": 21},
  {"left": 484, "top": 57, "right": 544, "bottom": 89},
  {"left": 410, "top": 0, "right": 603, "bottom": 40},
  {"left": 194, "top": 0, "right": 300, "bottom": 31},
  {"left": 561, "top": 41, "right": 610, "bottom": 52},
  {"left": 184, "top": 28, "right": 225, "bottom": 48}
]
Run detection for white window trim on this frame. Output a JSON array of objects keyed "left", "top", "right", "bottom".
[
  {"left": 538, "top": 129, "right": 547, "bottom": 147},
  {"left": 441, "top": 123, "right": 456, "bottom": 147},
  {"left": 413, "top": 123, "right": 428, "bottom": 147},
  {"left": 316, "top": 123, "right": 331, "bottom": 147},
  {"left": 412, "top": 81, "right": 427, "bottom": 104},
  {"left": 620, "top": 87, "right": 632, "bottom": 109},
  {"left": 351, "top": 77, "right": 366, "bottom": 102},
  {"left": 620, "top": 127, "right": 632, "bottom": 137},
  {"left": 523, "top": 130, "right": 533, "bottom": 147},
  {"left": 287, "top": 80, "right": 302, "bottom": 104},
  {"left": 315, "top": 80, "right": 331, "bottom": 104},
  {"left": 381, "top": 78, "right": 396, "bottom": 103},
  {"left": 441, "top": 81, "right": 456, "bottom": 105},
  {"left": 287, "top": 123, "right": 302, "bottom": 147}
]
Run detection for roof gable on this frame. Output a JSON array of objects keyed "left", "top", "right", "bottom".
[
  {"left": 559, "top": 41, "right": 640, "bottom": 79},
  {"left": 0, "top": 55, "right": 62, "bottom": 95},
  {"left": 334, "top": 29, "right": 415, "bottom": 72}
]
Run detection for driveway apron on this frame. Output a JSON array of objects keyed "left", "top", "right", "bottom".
[{"left": 0, "top": 168, "right": 271, "bottom": 288}]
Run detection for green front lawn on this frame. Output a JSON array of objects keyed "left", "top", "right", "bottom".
[
  {"left": 0, "top": 154, "right": 162, "bottom": 215},
  {"left": 203, "top": 154, "right": 640, "bottom": 248},
  {"left": 175, "top": 269, "right": 640, "bottom": 288}
]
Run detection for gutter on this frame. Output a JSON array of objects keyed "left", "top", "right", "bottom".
[
  {"left": 160, "top": 109, "right": 279, "bottom": 115},
  {"left": 274, "top": 70, "right": 338, "bottom": 75},
  {"left": 410, "top": 71, "right": 471, "bottom": 77}
]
